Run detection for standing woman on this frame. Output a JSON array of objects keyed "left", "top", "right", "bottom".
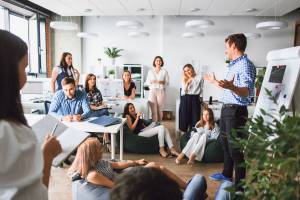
[
  {"left": 146, "top": 56, "right": 169, "bottom": 122},
  {"left": 0, "top": 30, "right": 62, "bottom": 199},
  {"left": 51, "top": 52, "right": 80, "bottom": 93},
  {"left": 179, "top": 64, "right": 203, "bottom": 132},
  {"left": 121, "top": 70, "right": 136, "bottom": 100}
]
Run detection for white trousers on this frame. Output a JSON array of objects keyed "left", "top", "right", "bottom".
[
  {"left": 182, "top": 133, "right": 207, "bottom": 161},
  {"left": 138, "top": 125, "right": 174, "bottom": 148}
]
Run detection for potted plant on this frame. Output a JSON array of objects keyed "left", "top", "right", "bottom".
[
  {"left": 255, "top": 67, "right": 266, "bottom": 99},
  {"left": 108, "top": 69, "right": 115, "bottom": 79},
  {"left": 104, "top": 47, "right": 123, "bottom": 66},
  {"left": 229, "top": 90, "right": 300, "bottom": 199}
]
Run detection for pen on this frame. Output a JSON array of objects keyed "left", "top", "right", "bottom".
[{"left": 50, "top": 122, "right": 59, "bottom": 136}]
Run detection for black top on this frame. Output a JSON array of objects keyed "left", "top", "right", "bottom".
[
  {"left": 86, "top": 88, "right": 103, "bottom": 107},
  {"left": 130, "top": 115, "right": 144, "bottom": 134},
  {"left": 124, "top": 82, "right": 136, "bottom": 97}
]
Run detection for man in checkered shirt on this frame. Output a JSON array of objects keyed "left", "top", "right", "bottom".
[{"left": 204, "top": 33, "right": 256, "bottom": 190}]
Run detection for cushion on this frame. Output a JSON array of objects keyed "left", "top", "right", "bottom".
[
  {"left": 180, "top": 132, "right": 224, "bottom": 163},
  {"left": 117, "top": 119, "right": 160, "bottom": 154}
]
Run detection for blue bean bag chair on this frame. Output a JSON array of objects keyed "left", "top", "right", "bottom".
[{"left": 72, "top": 179, "right": 110, "bottom": 200}]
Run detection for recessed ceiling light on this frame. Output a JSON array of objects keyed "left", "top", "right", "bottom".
[
  {"left": 84, "top": 8, "right": 93, "bottom": 13},
  {"left": 190, "top": 8, "right": 201, "bottom": 12},
  {"left": 185, "top": 19, "right": 214, "bottom": 28},
  {"left": 246, "top": 8, "right": 258, "bottom": 13},
  {"left": 136, "top": 8, "right": 146, "bottom": 12},
  {"left": 116, "top": 20, "right": 143, "bottom": 30}
]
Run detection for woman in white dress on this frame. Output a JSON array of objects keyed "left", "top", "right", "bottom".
[
  {"left": 146, "top": 56, "right": 169, "bottom": 122},
  {"left": 176, "top": 107, "right": 220, "bottom": 165},
  {"left": 0, "top": 30, "right": 62, "bottom": 200}
]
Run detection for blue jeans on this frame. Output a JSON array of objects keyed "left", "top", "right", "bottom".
[
  {"left": 183, "top": 174, "right": 207, "bottom": 200},
  {"left": 90, "top": 108, "right": 109, "bottom": 117},
  {"left": 214, "top": 181, "right": 233, "bottom": 200}
]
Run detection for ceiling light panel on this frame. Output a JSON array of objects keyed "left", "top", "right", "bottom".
[
  {"left": 119, "top": 0, "right": 152, "bottom": 15},
  {"left": 150, "top": 0, "right": 181, "bottom": 15}
]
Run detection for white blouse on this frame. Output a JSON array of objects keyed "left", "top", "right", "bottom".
[
  {"left": 146, "top": 68, "right": 169, "bottom": 90},
  {"left": 181, "top": 75, "right": 203, "bottom": 96},
  {"left": 0, "top": 120, "right": 47, "bottom": 200}
]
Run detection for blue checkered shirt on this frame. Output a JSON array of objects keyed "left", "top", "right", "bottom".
[{"left": 222, "top": 55, "right": 256, "bottom": 106}]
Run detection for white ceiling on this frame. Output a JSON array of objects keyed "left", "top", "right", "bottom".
[{"left": 29, "top": 0, "right": 300, "bottom": 16}]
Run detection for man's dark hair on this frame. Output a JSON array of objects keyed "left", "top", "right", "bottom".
[
  {"left": 61, "top": 77, "right": 75, "bottom": 86},
  {"left": 110, "top": 167, "right": 182, "bottom": 200},
  {"left": 225, "top": 33, "right": 247, "bottom": 52}
]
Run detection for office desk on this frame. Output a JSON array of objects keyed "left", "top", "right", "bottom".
[{"left": 25, "top": 114, "right": 126, "bottom": 161}]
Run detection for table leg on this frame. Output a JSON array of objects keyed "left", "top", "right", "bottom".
[
  {"left": 120, "top": 126, "right": 124, "bottom": 161},
  {"left": 111, "top": 133, "right": 115, "bottom": 160}
]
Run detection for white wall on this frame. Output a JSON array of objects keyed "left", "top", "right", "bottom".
[
  {"left": 51, "top": 16, "right": 82, "bottom": 72},
  {"left": 81, "top": 13, "right": 297, "bottom": 112}
]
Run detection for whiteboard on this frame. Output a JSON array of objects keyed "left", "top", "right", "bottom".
[{"left": 254, "top": 46, "right": 300, "bottom": 121}]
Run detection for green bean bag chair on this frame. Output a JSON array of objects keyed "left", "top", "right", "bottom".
[
  {"left": 116, "top": 120, "right": 160, "bottom": 154},
  {"left": 180, "top": 132, "right": 224, "bottom": 163}
]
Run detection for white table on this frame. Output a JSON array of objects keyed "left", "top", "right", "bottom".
[{"left": 25, "top": 114, "right": 126, "bottom": 161}]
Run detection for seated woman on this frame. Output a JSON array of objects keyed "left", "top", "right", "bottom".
[
  {"left": 176, "top": 107, "right": 220, "bottom": 165},
  {"left": 121, "top": 70, "right": 136, "bottom": 100},
  {"left": 69, "top": 137, "right": 207, "bottom": 200},
  {"left": 85, "top": 73, "right": 110, "bottom": 151},
  {"left": 123, "top": 102, "right": 179, "bottom": 158},
  {"left": 68, "top": 137, "right": 147, "bottom": 200}
]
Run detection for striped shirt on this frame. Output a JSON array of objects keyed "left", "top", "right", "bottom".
[
  {"left": 96, "top": 160, "right": 115, "bottom": 181},
  {"left": 222, "top": 54, "right": 256, "bottom": 106}
]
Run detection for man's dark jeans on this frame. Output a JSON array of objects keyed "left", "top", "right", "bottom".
[{"left": 219, "top": 104, "right": 248, "bottom": 187}]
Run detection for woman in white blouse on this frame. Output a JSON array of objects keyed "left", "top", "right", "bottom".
[
  {"left": 146, "top": 56, "right": 169, "bottom": 122},
  {"left": 0, "top": 30, "right": 62, "bottom": 200},
  {"left": 176, "top": 107, "right": 220, "bottom": 164},
  {"left": 179, "top": 64, "right": 203, "bottom": 132}
]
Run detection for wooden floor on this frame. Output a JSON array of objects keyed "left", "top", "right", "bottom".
[{"left": 48, "top": 120, "right": 223, "bottom": 200}]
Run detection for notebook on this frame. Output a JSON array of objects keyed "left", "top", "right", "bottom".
[
  {"left": 89, "top": 115, "right": 122, "bottom": 127},
  {"left": 31, "top": 115, "right": 90, "bottom": 167}
]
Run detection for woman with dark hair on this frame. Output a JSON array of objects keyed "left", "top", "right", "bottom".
[
  {"left": 179, "top": 64, "right": 203, "bottom": 132},
  {"left": 176, "top": 107, "right": 220, "bottom": 165},
  {"left": 85, "top": 73, "right": 111, "bottom": 151},
  {"left": 51, "top": 52, "right": 80, "bottom": 93},
  {"left": 122, "top": 103, "right": 179, "bottom": 157},
  {"left": 146, "top": 56, "right": 169, "bottom": 122},
  {"left": 0, "top": 30, "right": 62, "bottom": 199},
  {"left": 121, "top": 70, "right": 136, "bottom": 100}
]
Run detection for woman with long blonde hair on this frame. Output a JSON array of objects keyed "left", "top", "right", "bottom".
[
  {"left": 69, "top": 138, "right": 147, "bottom": 190},
  {"left": 176, "top": 107, "right": 220, "bottom": 165}
]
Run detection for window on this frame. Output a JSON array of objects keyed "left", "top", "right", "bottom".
[
  {"left": 9, "top": 13, "right": 29, "bottom": 45},
  {"left": 1, "top": 4, "right": 48, "bottom": 75},
  {"left": 0, "top": 6, "right": 5, "bottom": 29}
]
